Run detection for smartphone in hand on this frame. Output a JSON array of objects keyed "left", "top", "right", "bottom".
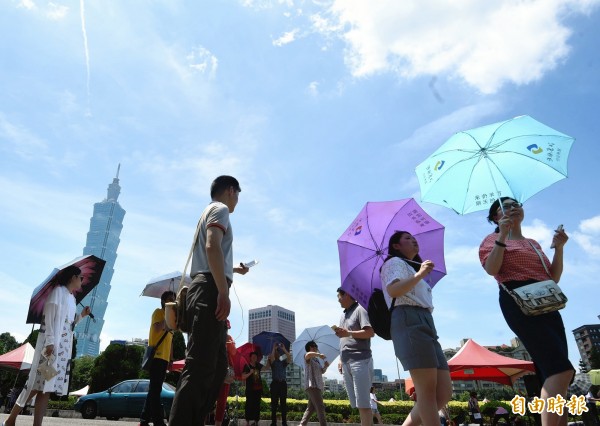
[{"left": 550, "top": 224, "right": 563, "bottom": 249}]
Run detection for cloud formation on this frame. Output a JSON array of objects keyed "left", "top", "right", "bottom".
[{"left": 316, "top": 0, "right": 598, "bottom": 93}]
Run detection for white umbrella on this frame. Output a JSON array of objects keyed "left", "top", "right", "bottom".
[
  {"left": 69, "top": 385, "right": 89, "bottom": 396},
  {"left": 291, "top": 325, "right": 340, "bottom": 369},
  {"left": 140, "top": 271, "right": 191, "bottom": 298}
]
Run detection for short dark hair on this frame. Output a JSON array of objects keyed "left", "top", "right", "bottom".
[
  {"left": 336, "top": 287, "right": 346, "bottom": 295},
  {"left": 384, "top": 231, "right": 422, "bottom": 273},
  {"left": 160, "top": 291, "right": 176, "bottom": 308},
  {"left": 487, "top": 197, "right": 514, "bottom": 233},
  {"left": 304, "top": 340, "right": 317, "bottom": 352},
  {"left": 210, "top": 175, "right": 241, "bottom": 199},
  {"left": 57, "top": 266, "right": 82, "bottom": 287}
]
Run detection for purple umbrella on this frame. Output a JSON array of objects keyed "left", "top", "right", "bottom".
[{"left": 337, "top": 198, "right": 446, "bottom": 308}]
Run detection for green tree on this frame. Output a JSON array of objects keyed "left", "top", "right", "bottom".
[
  {"left": 0, "top": 332, "right": 19, "bottom": 354},
  {"left": 172, "top": 331, "right": 185, "bottom": 361},
  {"left": 89, "top": 343, "right": 144, "bottom": 392},
  {"left": 70, "top": 355, "right": 95, "bottom": 391},
  {"left": 0, "top": 332, "right": 20, "bottom": 398},
  {"left": 24, "top": 329, "right": 39, "bottom": 347},
  {"left": 590, "top": 347, "right": 600, "bottom": 370}
]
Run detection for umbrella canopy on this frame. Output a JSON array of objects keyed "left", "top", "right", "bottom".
[
  {"left": 291, "top": 325, "right": 340, "bottom": 369},
  {"left": 568, "top": 373, "right": 592, "bottom": 396},
  {"left": 140, "top": 271, "right": 191, "bottom": 298},
  {"left": 447, "top": 339, "right": 535, "bottom": 386},
  {"left": 171, "top": 359, "right": 185, "bottom": 372},
  {"left": 0, "top": 343, "right": 35, "bottom": 371},
  {"left": 404, "top": 377, "right": 415, "bottom": 396},
  {"left": 415, "top": 115, "right": 575, "bottom": 215},
  {"left": 337, "top": 198, "right": 446, "bottom": 308},
  {"left": 27, "top": 255, "right": 106, "bottom": 324},
  {"left": 252, "top": 331, "right": 290, "bottom": 356},
  {"left": 69, "top": 385, "right": 89, "bottom": 396},
  {"left": 589, "top": 369, "right": 600, "bottom": 386}
]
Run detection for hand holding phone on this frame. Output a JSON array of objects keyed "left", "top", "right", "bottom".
[
  {"left": 242, "top": 260, "right": 259, "bottom": 268},
  {"left": 550, "top": 224, "right": 564, "bottom": 249}
]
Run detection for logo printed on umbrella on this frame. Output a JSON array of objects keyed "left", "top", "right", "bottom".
[
  {"left": 354, "top": 225, "right": 363, "bottom": 236},
  {"left": 434, "top": 160, "right": 445, "bottom": 171},
  {"left": 527, "top": 144, "right": 543, "bottom": 154}
]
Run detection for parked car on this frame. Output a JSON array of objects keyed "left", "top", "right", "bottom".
[{"left": 73, "top": 379, "right": 175, "bottom": 420}]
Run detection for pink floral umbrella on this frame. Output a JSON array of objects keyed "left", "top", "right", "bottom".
[{"left": 26, "top": 255, "right": 106, "bottom": 324}]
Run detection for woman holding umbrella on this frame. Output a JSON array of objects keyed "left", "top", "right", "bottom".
[
  {"left": 479, "top": 197, "right": 574, "bottom": 426},
  {"left": 3, "top": 265, "right": 91, "bottom": 426},
  {"left": 380, "top": 231, "right": 452, "bottom": 426}
]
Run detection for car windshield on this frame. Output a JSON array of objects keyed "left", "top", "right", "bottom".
[
  {"left": 162, "top": 382, "right": 176, "bottom": 391},
  {"left": 135, "top": 381, "right": 149, "bottom": 393},
  {"left": 111, "top": 381, "right": 135, "bottom": 393}
]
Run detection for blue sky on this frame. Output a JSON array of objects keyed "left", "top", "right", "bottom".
[{"left": 1, "top": 0, "right": 599, "bottom": 383}]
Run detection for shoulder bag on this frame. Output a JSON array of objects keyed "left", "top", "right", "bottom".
[
  {"left": 141, "top": 330, "right": 170, "bottom": 371},
  {"left": 500, "top": 241, "right": 567, "bottom": 316}
]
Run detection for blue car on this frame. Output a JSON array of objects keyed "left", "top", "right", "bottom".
[{"left": 73, "top": 379, "right": 175, "bottom": 420}]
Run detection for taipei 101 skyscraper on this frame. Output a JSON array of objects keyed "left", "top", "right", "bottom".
[{"left": 74, "top": 165, "right": 126, "bottom": 357}]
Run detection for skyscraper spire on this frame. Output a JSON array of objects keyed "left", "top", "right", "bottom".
[
  {"left": 106, "top": 163, "right": 121, "bottom": 202},
  {"left": 75, "top": 167, "right": 126, "bottom": 357}
]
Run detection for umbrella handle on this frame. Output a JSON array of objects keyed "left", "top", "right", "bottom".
[{"left": 79, "top": 303, "right": 95, "bottom": 320}]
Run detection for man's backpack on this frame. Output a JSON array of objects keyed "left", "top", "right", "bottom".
[{"left": 367, "top": 289, "right": 395, "bottom": 340}]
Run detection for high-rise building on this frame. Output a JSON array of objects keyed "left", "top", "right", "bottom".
[
  {"left": 248, "top": 305, "right": 296, "bottom": 342},
  {"left": 248, "top": 305, "right": 302, "bottom": 389},
  {"left": 74, "top": 166, "right": 126, "bottom": 357},
  {"left": 573, "top": 324, "right": 600, "bottom": 370}
]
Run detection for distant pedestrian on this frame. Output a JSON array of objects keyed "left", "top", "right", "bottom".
[
  {"left": 335, "top": 287, "right": 375, "bottom": 426},
  {"left": 299, "top": 341, "right": 329, "bottom": 426},
  {"left": 267, "top": 342, "right": 291, "bottom": 426},
  {"left": 242, "top": 352, "right": 263, "bottom": 426},
  {"left": 139, "top": 290, "right": 175, "bottom": 426},
  {"left": 4, "top": 266, "right": 91, "bottom": 426},
  {"left": 370, "top": 386, "right": 383, "bottom": 424}
]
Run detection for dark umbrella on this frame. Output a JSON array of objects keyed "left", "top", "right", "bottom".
[
  {"left": 252, "top": 331, "right": 290, "bottom": 356},
  {"left": 27, "top": 255, "right": 106, "bottom": 324}
]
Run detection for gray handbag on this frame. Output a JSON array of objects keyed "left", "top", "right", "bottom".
[
  {"left": 500, "top": 241, "right": 567, "bottom": 316},
  {"left": 38, "top": 354, "right": 58, "bottom": 381}
]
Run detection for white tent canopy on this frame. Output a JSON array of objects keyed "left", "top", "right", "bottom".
[{"left": 69, "top": 385, "right": 89, "bottom": 396}]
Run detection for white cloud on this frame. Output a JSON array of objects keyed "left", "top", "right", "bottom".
[
  {"left": 573, "top": 214, "right": 600, "bottom": 255},
  {"left": 307, "top": 81, "right": 319, "bottom": 96},
  {"left": 273, "top": 29, "right": 299, "bottom": 46},
  {"left": 186, "top": 46, "right": 218, "bottom": 78},
  {"left": 47, "top": 2, "right": 68, "bottom": 20},
  {"left": 17, "top": 0, "right": 36, "bottom": 10},
  {"left": 0, "top": 113, "right": 49, "bottom": 161},
  {"left": 319, "top": 0, "right": 598, "bottom": 93}
]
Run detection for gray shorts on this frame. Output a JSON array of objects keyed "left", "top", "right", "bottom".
[{"left": 390, "top": 305, "right": 449, "bottom": 371}]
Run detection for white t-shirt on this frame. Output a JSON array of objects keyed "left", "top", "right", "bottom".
[
  {"left": 380, "top": 257, "right": 433, "bottom": 311},
  {"left": 370, "top": 393, "right": 378, "bottom": 410}
]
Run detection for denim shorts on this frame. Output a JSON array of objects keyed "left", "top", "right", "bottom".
[{"left": 390, "top": 305, "right": 449, "bottom": 371}]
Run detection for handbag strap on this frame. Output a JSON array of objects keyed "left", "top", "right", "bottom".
[
  {"left": 527, "top": 240, "right": 552, "bottom": 279},
  {"left": 154, "top": 330, "right": 170, "bottom": 350}
]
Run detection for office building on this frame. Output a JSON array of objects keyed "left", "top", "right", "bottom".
[
  {"left": 573, "top": 324, "right": 600, "bottom": 370},
  {"left": 74, "top": 166, "right": 126, "bottom": 357},
  {"left": 248, "top": 304, "right": 302, "bottom": 388}
]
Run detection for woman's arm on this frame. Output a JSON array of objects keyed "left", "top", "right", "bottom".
[
  {"left": 386, "top": 260, "right": 434, "bottom": 298},
  {"left": 549, "top": 228, "right": 568, "bottom": 282}
]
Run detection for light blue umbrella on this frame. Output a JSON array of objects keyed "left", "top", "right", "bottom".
[
  {"left": 140, "top": 271, "right": 191, "bottom": 298},
  {"left": 415, "top": 115, "right": 575, "bottom": 215},
  {"left": 291, "top": 325, "right": 340, "bottom": 369}
]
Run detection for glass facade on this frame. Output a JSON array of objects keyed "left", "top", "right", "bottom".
[{"left": 74, "top": 167, "right": 125, "bottom": 357}]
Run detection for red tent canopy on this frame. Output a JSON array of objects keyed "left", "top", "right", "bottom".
[
  {"left": 0, "top": 343, "right": 35, "bottom": 371},
  {"left": 447, "top": 339, "right": 535, "bottom": 386}
]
